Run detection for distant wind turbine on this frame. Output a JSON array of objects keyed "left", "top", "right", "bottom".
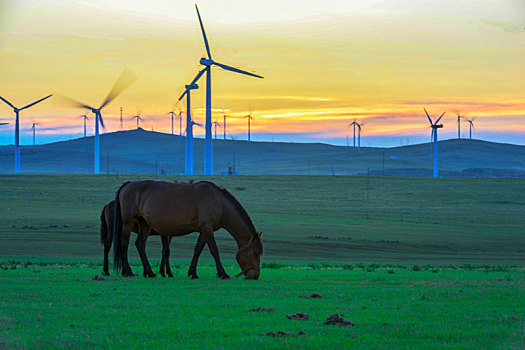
[
  {"left": 424, "top": 108, "right": 445, "bottom": 178},
  {"left": 212, "top": 121, "right": 221, "bottom": 139},
  {"left": 466, "top": 119, "right": 475, "bottom": 140},
  {"left": 31, "top": 122, "right": 38, "bottom": 146},
  {"left": 223, "top": 112, "right": 228, "bottom": 140},
  {"left": 131, "top": 109, "right": 143, "bottom": 129},
  {"left": 455, "top": 111, "right": 462, "bottom": 139},
  {"left": 356, "top": 122, "right": 363, "bottom": 151},
  {"left": 244, "top": 113, "right": 253, "bottom": 142},
  {"left": 349, "top": 120, "right": 357, "bottom": 148},
  {"left": 178, "top": 71, "right": 202, "bottom": 175},
  {"left": 194, "top": 4, "right": 264, "bottom": 174},
  {"left": 80, "top": 114, "right": 89, "bottom": 138},
  {"left": 0, "top": 94, "right": 52, "bottom": 173},
  {"left": 59, "top": 68, "right": 137, "bottom": 174}
]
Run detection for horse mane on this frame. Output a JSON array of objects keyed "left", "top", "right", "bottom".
[{"left": 196, "top": 181, "right": 257, "bottom": 237}]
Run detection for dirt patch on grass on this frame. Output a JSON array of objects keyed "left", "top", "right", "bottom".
[
  {"left": 261, "top": 331, "right": 306, "bottom": 337},
  {"left": 287, "top": 312, "right": 309, "bottom": 320},
  {"left": 300, "top": 293, "right": 322, "bottom": 299},
  {"left": 325, "top": 314, "right": 355, "bottom": 327},
  {"left": 249, "top": 307, "right": 275, "bottom": 312}
]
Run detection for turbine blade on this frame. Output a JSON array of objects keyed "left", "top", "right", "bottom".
[
  {"left": 178, "top": 90, "right": 188, "bottom": 102},
  {"left": 99, "top": 113, "right": 105, "bottom": 129},
  {"left": 435, "top": 112, "right": 445, "bottom": 124},
  {"left": 424, "top": 108, "right": 433, "bottom": 125},
  {"left": 20, "top": 94, "right": 52, "bottom": 110},
  {"left": 56, "top": 94, "right": 94, "bottom": 110},
  {"left": 191, "top": 68, "right": 207, "bottom": 85},
  {"left": 195, "top": 5, "right": 212, "bottom": 59},
  {"left": 0, "top": 122, "right": 9, "bottom": 125},
  {"left": 99, "top": 68, "right": 137, "bottom": 109},
  {"left": 0, "top": 96, "right": 17, "bottom": 109},
  {"left": 213, "top": 61, "right": 263, "bottom": 79}
]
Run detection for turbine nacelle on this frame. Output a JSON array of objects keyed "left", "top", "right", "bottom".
[
  {"left": 432, "top": 124, "right": 443, "bottom": 129},
  {"left": 200, "top": 58, "right": 214, "bottom": 66},
  {"left": 186, "top": 83, "right": 199, "bottom": 90}
]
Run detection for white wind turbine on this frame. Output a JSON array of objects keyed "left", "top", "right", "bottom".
[
  {"left": 0, "top": 94, "right": 52, "bottom": 172},
  {"left": 60, "top": 68, "right": 136, "bottom": 174},
  {"left": 193, "top": 5, "right": 263, "bottom": 174},
  {"left": 424, "top": 108, "right": 445, "bottom": 178}
]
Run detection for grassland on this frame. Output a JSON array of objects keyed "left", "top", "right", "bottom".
[
  {"left": 0, "top": 174, "right": 524, "bottom": 348},
  {"left": 0, "top": 174, "right": 524, "bottom": 263},
  {"left": 0, "top": 260, "right": 523, "bottom": 349}
]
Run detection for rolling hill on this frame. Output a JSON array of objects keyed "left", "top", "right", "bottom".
[{"left": 0, "top": 128, "right": 524, "bottom": 176}]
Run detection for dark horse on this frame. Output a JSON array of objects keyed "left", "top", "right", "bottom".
[
  {"left": 100, "top": 200, "right": 174, "bottom": 277},
  {"left": 113, "top": 180, "right": 264, "bottom": 280}
]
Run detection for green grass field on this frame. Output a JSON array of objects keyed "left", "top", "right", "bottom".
[
  {"left": 0, "top": 174, "right": 524, "bottom": 348},
  {"left": 0, "top": 260, "right": 523, "bottom": 349}
]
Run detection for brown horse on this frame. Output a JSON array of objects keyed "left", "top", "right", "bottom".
[
  {"left": 113, "top": 180, "right": 264, "bottom": 280},
  {"left": 100, "top": 200, "right": 174, "bottom": 277}
]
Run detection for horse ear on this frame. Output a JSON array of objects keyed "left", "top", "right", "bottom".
[{"left": 258, "top": 232, "right": 263, "bottom": 239}]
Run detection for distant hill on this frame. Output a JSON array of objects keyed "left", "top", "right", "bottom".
[{"left": 0, "top": 128, "right": 524, "bottom": 177}]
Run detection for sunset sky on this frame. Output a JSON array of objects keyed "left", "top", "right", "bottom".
[{"left": 1, "top": 0, "right": 524, "bottom": 146}]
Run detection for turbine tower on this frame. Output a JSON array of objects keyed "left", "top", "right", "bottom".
[
  {"left": 212, "top": 121, "right": 221, "bottom": 139},
  {"left": 31, "top": 122, "right": 38, "bottom": 146},
  {"left": 80, "top": 114, "right": 89, "bottom": 138},
  {"left": 60, "top": 68, "right": 136, "bottom": 174},
  {"left": 349, "top": 120, "right": 357, "bottom": 148},
  {"left": 120, "top": 107, "right": 124, "bottom": 130},
  {"left": 244, "top": 113, "right": 253, "bottom": 142},
  {"left": 179, "top": 70, "right": 203, "bottom": 175},
  {"left": 194, "top": 5, "right": 263, "bottom": 174},
  {"left": 424, "top": 108, "right": 445, "bottom": 178},
  {"left": 467, "top": 119, "right": 475, "bottom": 140},
  {"left": 178, "top": 110, "right": 183, "bottom": 136},
  {"left": 223, "top": 112, "right": 227, "bottom": 140},
  {"left": 168, "top": 110, "right": 175, "bottom": 135},
  {"left": 0, "top": 94, "right": 52, "bottom": 173}
]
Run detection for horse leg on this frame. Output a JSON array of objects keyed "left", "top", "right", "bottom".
[
  {"left": 165, "top": 236, "right": 174, "bottom": 278},
  {"left": 135, "top": 223, "right": 155, "bottom": 278},
  {"left": 188, "top": 234, "right": 206, "bottom": 280},
  {"left": 103, "top": 240, "right": 111, "bottom": 276},
  {"left": 119, "top": 228, "right": 134, "bottom": 277},
  {"left": 206, "top": 234, "right": 231, "bottom": 280},
  {"left": 160, "top": 236, "right": 174, "bottom": 278}
]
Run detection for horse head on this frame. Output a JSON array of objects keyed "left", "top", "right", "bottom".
[{"left": 235, "top": 232, "right": 263, "bottom": 280}]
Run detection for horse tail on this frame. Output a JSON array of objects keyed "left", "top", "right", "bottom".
[
  {"left": 113, "top": 182, "right": 129, "bottom": 273},
  {"left": 100, "top": 206, "right": 108, "bottom": 246}
]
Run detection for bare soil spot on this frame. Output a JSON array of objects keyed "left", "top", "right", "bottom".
[
  {"left": 249, "top": 307, "right": 275, "bottom": 312},
  {"left": 325, "top": 314, "right": 355, "bottom": 327},
  {"left": 287, "top": 312, "right": 309, "bottom": 320},
  {"left": 300, "top": 293, "right": 323, "bottom": 299}
]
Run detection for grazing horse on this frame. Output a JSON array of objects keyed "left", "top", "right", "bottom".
[
  {"left": 100, "top": 200, "right": 174, "bottom": 277},
  {"left": 113, "top": 180, "right": 264, "bottom": 280}
]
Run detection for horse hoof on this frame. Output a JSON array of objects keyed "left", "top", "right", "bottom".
[
  {"left": 168, "top": 273, "right": 174, "bottom": 278},
  {"left": 218, "top": 274, "right": 231, "bottom": 280},
  {"left": 190, "top": 275, "right": 199, "bottom": 280},
  {"left": 160, "top": 273, "right": 166, "bottom": 278}
]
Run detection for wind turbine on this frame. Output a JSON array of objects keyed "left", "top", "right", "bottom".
[
  {"left": 212, "top": 121, "right": 221, "bottom": 139},
  {"left": 466, "top": 119, "right": 475, "bottom": 140},
  {"left": 424, "top": 108, "right": 445, "bottom": 178},
  {"left": 131, "top": 109, "right": 143, "bottom": 129},
  {"left": 178, "top": 70, "right": 203, "bottom": 175},
  {"left": 60, "top": 68, "right": 137, "bottom": 174},
  {"left": 223, "top": 112, "right": 228, "bottom": 140},
  {"left": 194, "top": 5, "right": 264, "bottom": 174},
  {"left": 0, "top": 94, "right": 52, "bottom": 173},
  {"left": 244, "top": 113, "right": 253, "bottom": 142},
  {"left": 80, "top": 114, "right": 89, "bottom": 138},
  {"left": 356, "top": 122, "right": 362, "bottom": 151},
  {"left": 31, "top": 122, "right": 38, "bottom": 146},
  {"left": 349, "top": 120, "right": 357, "bottom": 148},
  {"left": 455, "top": 111, "right": 462, "bottom": 139}
]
